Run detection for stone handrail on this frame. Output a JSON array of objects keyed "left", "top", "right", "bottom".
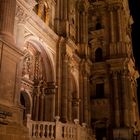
[{"left": 26, "top": 115, "right": 95, "bottom": 140}]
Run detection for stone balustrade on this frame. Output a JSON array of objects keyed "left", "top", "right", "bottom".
[{"left": 26, "top": 115, "right": 95, "bottom": 140}]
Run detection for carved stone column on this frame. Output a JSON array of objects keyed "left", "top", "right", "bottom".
[
  {"left": 0, "top": 0, "right": 16, "bottom": 43},
  {"left": 68, "top": 63, "right": 72, "bottom": 122},
  {"left": 121, "top": 70, "right": 129, "bottom": 127},
  {"left": 73, "top": 98, "right": 80, "bottom": 121},
  {"left": 35, "top": 87, "right": 40, "bottom": 121},
  {"left": 79, "top": 67, "right": 84, "bottom": 123},
  {"left": 109, "top": 9, "right": 115, "bottom": 43},
  {"left": 117, "top": 7, "right": 122, "bottom": 42},
  {"left": 61, "top": 54, "right": 68, "bottom": 122},
  {"left": 83, "top": 74, "right": 88, "bottom": 124},
  {"left": 39, "top": 89, "right": 45, "bottom": 121},
  {"left": 113, "top": 72, "right": 120, "bottom": 127}
]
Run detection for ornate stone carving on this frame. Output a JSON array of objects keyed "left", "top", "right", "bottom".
[
  {"left": 15, "top": 5, "right": 29, "bottom": 24},
  {"left": 22, "top": 53, "right": 33, "bottom": 80}
]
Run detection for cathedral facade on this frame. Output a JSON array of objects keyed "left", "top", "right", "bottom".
[{"left": 0, "top": 0, "right": 139, "bottom": 140}]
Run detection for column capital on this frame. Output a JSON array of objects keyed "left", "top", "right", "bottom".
[{"left": 15, "top": 5, "right": 30, "bottom": 24}]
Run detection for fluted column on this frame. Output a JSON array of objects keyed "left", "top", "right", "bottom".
[
  {"left": 68, "top": 95, "right": 72, "bottom": 122},
  {"left": 68, "top": 64, "right": 72, "bottom": 122},
  {"left": 0, "top": 0, "right": 16, "bottom": 43},
  {"left": 83, "top": 12, "right": 86, "bottom": 44},
  {"left": 83, "top": 74, "right": 88, "bottom": 124},
  {"left": 44, "top": 95, "right": 48, "bottom": 121},
  {"left": 79, "top": 69, "right": 84, "bottom": 123},
  {"left": 121, "top": 71, "right": 129, "bottom": 127},
  {"left": 76, "top": 10, "right": 80, "bottom": 43},
  {"left": 113, "top": 72, "right": 120, "bottom": 127},
  {"left": 61, "top": 54, "right": 68, "bottom": 122},
  {"left": 39, "top": 88, "right": 45, "bottom": 121},
  {"left": 117, "top": 8, "right": 122, "bottom": 42},
  {"left": 110, "top": 9, "right": 115, "bottom": 43},
  {"left": 35, "top": 86, "right": 40, "bottom": 121},
  {"left": 128, "top": 77, "right": 134, "bottom": 125},
  {"left": 63, "top": 0, "right": 68, "bottom": 20}
]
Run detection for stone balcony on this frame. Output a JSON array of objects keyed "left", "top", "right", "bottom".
[{"left": 26, "top": 115, "right": 95, "bottom": 140}]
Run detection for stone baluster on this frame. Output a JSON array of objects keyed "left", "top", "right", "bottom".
[
  {"left": 32, "top": 124, "right": 36, "bottom": 138},
  {"left": 0, "top": 0, "right": 16, "bottom": 44},
  {"left": 42, "top": 124, "right": 45, "bottom": 138},
  {"left": 113, "top": 72, "right": 120, "bottom": 127}
]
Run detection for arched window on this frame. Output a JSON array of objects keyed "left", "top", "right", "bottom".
[
  {"left": 96, "top": 83, "right": 104, "bottom": 98},
  {"left": 95, "top": 48, "right": 103, "bottom": 62},
  {"left": 96, "top": 22, "right": 102, "bottom": 30}
]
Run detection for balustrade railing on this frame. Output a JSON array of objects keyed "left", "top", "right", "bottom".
[{"left": 26, "top": 115, "right": 95, "bottom": 140}]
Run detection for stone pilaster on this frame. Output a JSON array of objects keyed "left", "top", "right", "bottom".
[
  {"left": 35, "top": 93, "right": 40, "bottom": 121},
  {"left": 83, "top": 74, "right": 89, "bottom": 124},
  {"left": 117, "top": 8, "right": 122, "bottom": 42},
  {"left": 61, "top": 54, "right": 68, "bottom": 122},
  {"left": 0, "top": 0, "right": 16, "bottom": 44},
  {"left": 113, "top": 72, "right": 120, "bottom": 127},
  {"left": 121, "top": 70, "right": 129, "bottom": 127},
  {"left": 39, "top": 91, "right": 45, "bottom": 121},
  {"left": 79, "top": 68, "right": 84, "bottom": 123},
  {"left": 68, "top": 63, "right": 72, "bottom": 122},
  {"left": 109, "top": 9, "right": 115, "bottom": 43}
]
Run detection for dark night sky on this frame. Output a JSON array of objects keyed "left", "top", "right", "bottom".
[{"left": 129, "top": 0, "right": 140, "bottom": 111}]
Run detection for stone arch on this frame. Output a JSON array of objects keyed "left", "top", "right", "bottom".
[
  {"left": 24, "top": 35, "right": 55, "bottom": 82},
  {"left": 21, "top": 35, "right": 56, "bottom": 121},
  {"left": 20, "top": 90, "right": 32, "bottom": 121},
  {"left": 93, "top": 120, "right": 109, "bottom": 140},
  {"left": 68, "top": 72, "right": 79, "bottom": 121},
  {"left": 95, "top": 47, "right": 103, "bottom": 62}
]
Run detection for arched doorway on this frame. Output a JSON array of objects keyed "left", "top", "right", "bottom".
[
  {"left": 95, "top": 48, "right": 103, "bottom": 62},
  {"left": 20, "top": 91, "right": 31, "bottom": 124},
  {"left": 68, "top": 73, "right": 79, "bottom": 122}
]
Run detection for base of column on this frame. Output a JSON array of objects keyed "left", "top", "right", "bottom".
[{"left": 113, "top": 128, "right": 132, "bottom": 140}]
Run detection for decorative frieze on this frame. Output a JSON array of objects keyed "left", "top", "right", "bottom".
[{"left": 15, "top": 5, "right": 30, "bottom": 24}]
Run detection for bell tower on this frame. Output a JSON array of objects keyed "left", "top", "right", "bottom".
[{"left": 88, "top": 0, "right": 139, "bottom": 139}]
